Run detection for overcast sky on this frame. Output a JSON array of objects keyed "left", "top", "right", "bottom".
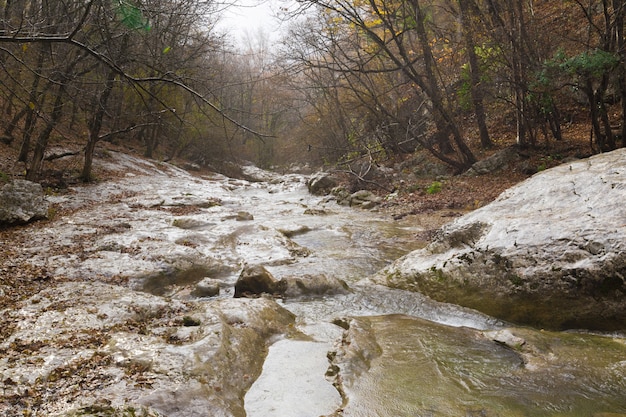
[{"left": 218, "top": 0, "right": 293, "bottom": 44}]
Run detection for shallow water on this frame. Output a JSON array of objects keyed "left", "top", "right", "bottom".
[{"left": 335, "top": 316, "right": 626, "bottom": 417}]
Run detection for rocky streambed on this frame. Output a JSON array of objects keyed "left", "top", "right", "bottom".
[{"left": 1, "top": 150, "right": 625, "bottom": 416}]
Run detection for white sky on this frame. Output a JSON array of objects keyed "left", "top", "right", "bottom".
[{"left": 218, "top": 0, "right": 292, "bottom": 45}]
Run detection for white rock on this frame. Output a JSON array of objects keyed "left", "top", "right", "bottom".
[{"left": 377, "top": 148, "right": 626, "bottom": 330}]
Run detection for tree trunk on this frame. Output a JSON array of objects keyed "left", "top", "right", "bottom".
[
  {"left": 144, "top": 124, "right": 157, "bottom": 158},
  {"left": 585, "top": 79, "right": 605, "bottom": 152},
  {"left": 82, "top": 70, "right": 117, "bottom": 182},
  {"left": 3, "top": 106, "right": 28, "bottom": 142},
  {"left": 506, "top": 0, "right": 529, "bottom": 147},
  {"left": 459, "top": 0, "right": 492, "bottom": 149},
  {"left": 614, "top": 0, "right": 626, "bottom": 147},
  {"left": 26, "top": 83, "right": 65, "bottom": 181},
  {"left": 412, "top": 0, "right": 476, "bottom": 169},
  {"left": 18, "top": 44, "right": 48, "bottom": 162}
]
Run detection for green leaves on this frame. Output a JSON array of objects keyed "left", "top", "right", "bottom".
[
  {"left": 426, "top": 181, "right": 442, "bottom": 194},
  {"left": 546, "top": 48, "right": 619, "bottom": 80},
  {"left": 116, "top": 0, "right": 151, "bottom": 31},
  {"left": 565, "top": 50, "right": 619, "bottom": 78}
]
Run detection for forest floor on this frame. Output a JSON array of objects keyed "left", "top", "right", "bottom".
[{"left": 355, "top": 113, "right": 598, "bottom": 220}]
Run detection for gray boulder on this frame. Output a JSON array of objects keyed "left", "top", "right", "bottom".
[
  {"left": 464, "top": 146, "right": 520, "bottom": 176},
  {"left": 0, "top": 179, "right": 49, "bottom": 225},
  {"left": 192, "top": 277, "right": 221, "bottom": 297},
  {"left": 307, "top": 172, "right": 338, "bottom": 195},
  {"left": 281, "top": 274, "right": 350, "bottom": 299},
  {"left": 333, "top": 188, "right": 382, "bottom": 209},
  {"left": 375, "top": 148, "right": 626, "bottom": 330},
  {"left": 234, "top": 264, "right": 284, "bottom": 297}
]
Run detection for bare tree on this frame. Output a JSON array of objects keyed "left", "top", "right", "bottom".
[
  {"left": 0, "top": 0, "right": 270, "bottom": 181},
  {"left": 458, "top": 0, "right": 492, "bottom": 149},
  {"left": 287, "top": 0, "right": 477, "bottom": 172}
]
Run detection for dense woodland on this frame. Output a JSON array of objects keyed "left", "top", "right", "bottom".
[{"left": 0, "top": 0, "right": 624, "bottom": 182}]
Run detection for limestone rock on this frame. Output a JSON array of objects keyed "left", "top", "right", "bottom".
[
  {"left": 464, "top": 146, "right": 519, "bottom": 176},
  {"left": 376, "top": 148, "right": 626, "bottom": 330},
  {"left": 484, "top": 329, "right": 526, "bottom": 349},
  {"left": 307, "top": 172, "right": 338, "bottom": 195},
  {"left": 0, "top": 281, "right": 295, "bottom": 417},
  {"left": 192, "top": 277, "right": 221, "bottom": 297},
  {"left": 347, "top": 190, "right": 382, "bottom": 209},
  {"left": 234, "top": 264, "right": 283, "bottom": 297},
  {"left": 329, "top": 315, "right": 626, "bottom": 415},
  {"left": 333, "top": 187, "right": 382, "bottom": 209},
  {"left": 236, "top": 211, "right": 254, "bottom": 221},
  {"left": 281, "top": 274, "right": 350, "bottom": 299},
  {"left": 331, "top": 186, "right": 351, "bottom": 204},
  {"left": 0, "top": 179, "right": 49, "bottom": 225},
  {"left": 172, "top": 217, "right": 214, "bottom": 229},
  {"left": 221, "top": 211, "right": 254, "bottom": 221}
]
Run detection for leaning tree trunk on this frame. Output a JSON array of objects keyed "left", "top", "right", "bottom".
[
  {"left": 412, "top": 0, "right": 476, "bottom": 170},
  {"left": 3, "top": 106, "right": 28, "bottom": 144},
  {"left": 82, "top": 70, "right": 117, "bottom": 182},
  {"left": 26, "top": 83, "right": 65, "bottom": 181}
]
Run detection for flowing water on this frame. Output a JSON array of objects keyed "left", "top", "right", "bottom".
[{"left": 14, "top": 155, "right": 626, "bottom": 416}]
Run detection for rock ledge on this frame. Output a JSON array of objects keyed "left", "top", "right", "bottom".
[{"left": 376, "top": 148, "right": 626, "bottom": 330}]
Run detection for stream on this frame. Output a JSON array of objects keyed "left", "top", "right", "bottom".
[{"left": 3, "top": 153, "right": 626, "bottom": 416}]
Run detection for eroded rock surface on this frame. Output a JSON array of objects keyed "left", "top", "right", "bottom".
[
  {"left": 376, "top": 148, "right": 626, "bottom": 330},
  {"left": 0, "top": 281, "right": 294, "bottom": 416},
  {"left": 0, "top": 179, "right": 49, "bottom": 225},
  {"left": 281, "top": 273, "right": 350, "bottom": 299},
  {"left": 3, "top": 149, "right": 625, "bottom": 416}
]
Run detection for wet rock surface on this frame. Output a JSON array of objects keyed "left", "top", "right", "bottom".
[
  {"left": 1, "top": 151, "right": 625, "bottom": 416},
  {"left": 234, "top": 264, "right": 283, "bottom": 298},
  {"left": 0, "top": 281, "right": 295, "bottom": 416},
  {"left": 0, "top": 152, "right": 431, "bottom": 416},
  {"left": 281, "top": 274, "right": 350, "bottom": 299},
  {"left": 193, "top": 277, "right": 221, "bottom": 297},
  {"left": 377, "top": 148, "right": 626, "bottom": 330}
]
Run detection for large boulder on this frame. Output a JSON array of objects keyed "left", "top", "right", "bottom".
[
  {"left": 235, "top": 267, "right": 350, "bottom": 300},
  {"left": 375, "top": 148, "right": 626, "bottom": 330},
  {"left": 464, "top": 146, "right": 520, "bottom": 176},
  {"left": 0, "top": 179, "right": 49, "bottom": 225},
  {"left": 307, "top": 172, "right": 338, "bottom": 195}
]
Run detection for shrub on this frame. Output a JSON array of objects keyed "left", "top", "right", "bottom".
[{"left": 426, "top": 181, "right": 443, "bottom": 194}]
